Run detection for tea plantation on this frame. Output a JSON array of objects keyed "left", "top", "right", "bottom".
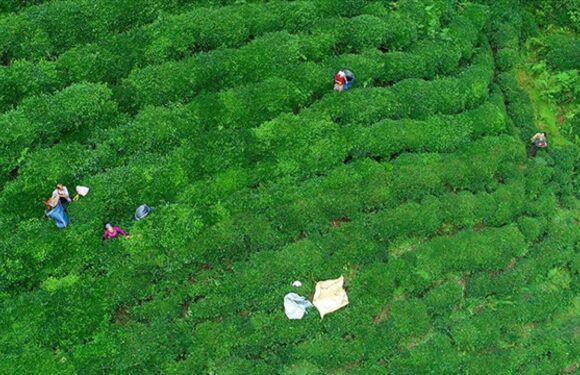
[{"left": 0, "top": 0, "right": 578, "bottom": 373}]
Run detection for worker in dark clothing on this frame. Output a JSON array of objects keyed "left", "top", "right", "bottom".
[{"left": 528, "top": 132, "right": 547, "bottom": 157}]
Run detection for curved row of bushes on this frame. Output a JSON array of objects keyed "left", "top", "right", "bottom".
[
  {"left": 172, "top": 135, "right": 525, "bottom": 264},
  {"left": 0, "top": 6, "right": 490, "bottom": 194},
  {"left": 486, "top": 0, "right": 538, "bottom": 141},
  {"left": 117, "top": 30, "right": 336, "bottom": 110},
  {"left": 0, "top": 133, "right": 526, "bottom": 294},
  {"left": 142, "top": 7, "right": 489, "bottom": 132},
  {"left": 123, "top": 33, "right": 493, "bottom": 187},
  {"left": 2, "top": 171, "right": 564, "bottom": 373},
  {"left": 312, "top": 39, "right": 494, "bottom": 125},
  {"left": 119, "top": 4, "right": 488, "bottom": 111},
  {"left": 111, "top": 183, "right": 546, "bottom": 373},
  {"left": 0, "top": 83, "right": 120, "bottom": 188},
  {"left": 0, "top": 0, "right": 194, "bottom": 64},
  {"left": 0, "top": 0, "right": 468, "bottom": 114},
  {"left": 254, "top": 97, "right": 507, "bottom": 181},
  {"left": 187, "top": 223, "right": 527, "bottom": 324},
  {"left": 83, "top": 37, "right": 494, "bottom": 214},
  {"left": 106, "top": 30, "right": 490, "bottom": 166},
  {"left": 0, "top": 0, "right": 337, "bottom": 112},
  {"left": 355, "top": 97, "right": 507, "bottom": 154},
  {"left": 186, "top": 179, "right": 535, "bottom": 319}
]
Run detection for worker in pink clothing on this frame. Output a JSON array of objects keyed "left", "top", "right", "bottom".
[{"left": 103, "top": 223, "right": 129, "bottom": 240}]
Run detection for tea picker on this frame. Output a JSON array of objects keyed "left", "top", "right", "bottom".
[
  {"left": 334, "top": 69, "right": 355, "bottom": 92},
  {"left": 103, "top": 223, "right": 129, "bottom": 240},
  {"left": 46, "top": 201, "right": 69, "bottom": 229},
  {"left": 44, "top": 184, "right": 71, "bottom": 209},
  {"left": 528, "top": 132, "right": 547, "bottom": 157},
  {"left": 44, "top": 185, "right": 89, "bottom": 228}
]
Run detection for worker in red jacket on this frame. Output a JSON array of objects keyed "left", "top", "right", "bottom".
[
  {"left": 334, "top": 70, "right": 347, "bottom": 91},
  {"left": 334, "top": 69, "right": 355, "bottom": 91}
]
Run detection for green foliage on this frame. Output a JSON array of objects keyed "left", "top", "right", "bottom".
[
  {"left": 497, "top": 72, "right": 536, "bottom": 139},
  {"left": 517, "top": 216, "right": 546, "bottom": 242},
  {"left": 530, "top": 60, "right": 579, "bottom": 104},
  {"left": 542, "top": 34, "right": 580, "bottom": 71},
  {"left": 0, "top": 83, "right": 118, "bottom": 187},
  {"left": 496, "top": 47, "right": 519, "bottom": 71},
  {"left": 528, "top": 0, "right": 580, "bottom": 31},
  {"left": 347, "top": 15, "right": 392, "bottom": 50},
  {"left": 0, "top": 0, "right": 183, "bottom": 62},
  {"left": 0, "top": 0, "right": 577, "bottom": 373},
  {"left": 0, "top": 59, "right": 58, "bottom": 111}
]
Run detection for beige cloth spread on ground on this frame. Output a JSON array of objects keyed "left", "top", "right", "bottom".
[{"left": 312, "top": 276, "right": 349, "bottom": 318}]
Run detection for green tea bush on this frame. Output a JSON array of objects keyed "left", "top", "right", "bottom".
[
  {"left": 0, "top": 83, "right": 118, "bottom": 184},
  {"left": 0, "top": 1, "right": 328, "bottom": 112},
  {"left": 0, "top": 0, "right": 47, "bottom": 14},
  {"left": 120, "top": 31, "right": 327, "bottom": 109},
  {"left": 423, "top": 278, "right": 464, "bottom": 316},
  {"left": 542, "top": 34, "right": 580, "bottom": 71},
  {"left": 0, "top": 2, "right": 486, "bottom": 115},
  {"left": 176, "top": 137, "right": 528, "bottom": 270},
  {"left": 388, "top": 334, "right": 462, "bottom": 374},
  {"left": 497, "top": 72, "right": 536, "bottom": 139},
  {"left": 390, "top": 299, "right": 431, "bottom": 338},
  {"left": 101, "top": 104, "right": 195, "bottom": 160},
  {"left": 1, "top": 1, "right": 577, "bottom": 373},
  {"left": 517, "top": 216, "right": 547, "bottom": 242},
  {"left": 143, "top": 1, "right": 324, "bottom": 64},
  {"left": 0, "top": 0, "right": 184, "bottom": 63},
  {"left": 373, "top": 180, "right": 529, "bottom": 246},
  {"left": 495, "top": 47, "right": 519, "bottom": 71},
  {"left": 461, "top": 3, "right": 491, "bottom": 31},
  {"left": 98, "top": 16, "right": 488, "bottom": 176},
  {"left": 380, "top": 13, "right": 419, "bottom": 50},
  {"left": 119, "top": 10, "right": 420, "bottom": 110},
  {"left": 398, "top": 0, "right": 448, "bottom": 36},
  {"left": 379, "top": 9, "right": 489, "bottom": 82},
  {"left": 452, "top": 311, "right": 502, "bottom": 352},
  {"left": 446, "top": 12, "right": 480, "bottom": 60},
  {"left": 0, "top": 59, "right": 58, "bottom": 111},
  {"left": 0, "top": 143, "right": 96, "bottom": 216},
  {"left": 548, "top": 147, "right": 580, "bottom": 204},
  {"left": 347, "top": 15, "right": 393, "bottom": 51},
  {"left": 356, "top": 100, "right": 506, "bottom": 155},
  {"left": 529, "top": 0, "right": 580, "bottom": 32},
  {"left": 417, "top": 225, "right": 527, "bottom": 279},
  {"left": 118, "top": 0, "right": 479, "bottom": 111},
  {"left": 493, "top": 23, "right": 520, "bottom": 49},
  {"left": 315, "top": 0, "right": 374, "bottom": 18},
  {"left": 0, "top": 218, "right": 60, "bottom": 290},
  {"left": 306, "top": 40, "right": 493, "bottom": 126}
]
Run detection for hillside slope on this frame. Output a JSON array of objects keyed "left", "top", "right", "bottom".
[{"left": 0, "top": 0, "right": 578, "bottom": 373}]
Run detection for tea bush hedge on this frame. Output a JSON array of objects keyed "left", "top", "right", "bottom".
[{"left": 0, "top": 0, "right": 578, "bottom": 373}]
